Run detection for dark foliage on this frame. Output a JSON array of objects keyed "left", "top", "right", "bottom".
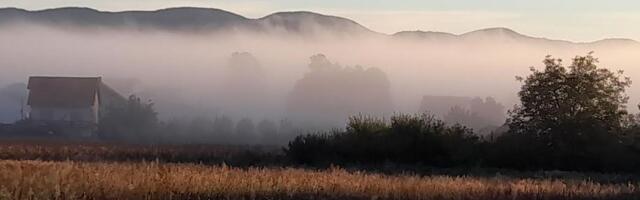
[
  {"left": 499, "top": 53, "right": 639, "bottom": 172},
  {"left": 98, "top": 95, "right": 159, "bottom": 143},
  {"left": 286, "top": 54, "right": 640, "bottom": 172},
  {"left": 145, "top": 116, "right": 302, "bottom": 146},
  {"left": 286, "top": 114, "right": 482, "bottom": 167}
]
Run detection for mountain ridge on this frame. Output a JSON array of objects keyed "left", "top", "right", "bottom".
[{"left": 0, "top": 7, "right": 637, "bottom": 45}]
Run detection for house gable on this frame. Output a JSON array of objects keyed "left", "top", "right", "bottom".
[
  {"left": 27, "top": 77, "right": 101, "bottom": 108},
  {"left": 26, "top": 76, "right": 126, "bottom": 122}
]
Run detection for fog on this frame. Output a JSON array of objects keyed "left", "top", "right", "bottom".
[{"left": 1, "top": 23, "right": 640, "bottom": 132}]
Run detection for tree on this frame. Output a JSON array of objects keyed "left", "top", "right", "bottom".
[
  {"left": 257, "top": 119, "right": 279, "bottom": 144},
  {"left": 213, "top": 115, "right": 234, "bottom": 142},
  {"left": 235, "top": 118, "right": 256, "bottom": 144},
  {"left": 287, "top": 54, "right": 393, "bottom": 128},
  {"left": 506, "top": 53, "right": 632, "bottom": 170},
  {"left": 309, "top": 54, "right": 339, "bottom": 71},
  {"left": 188, "top": 117, "right": 215, "bottom": 143},
  {"left": 220, "top": 52, "right": 268, "bottom": 118},
  {"left": 285, "top": 114, "right": 481, "bottom": 166},
  {"left": 98, "top": 95, "right": 159, "bottom": 143}
]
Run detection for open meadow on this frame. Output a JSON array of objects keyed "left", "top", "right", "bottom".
[
  {"left": 0, "top": 140, "right": 637, "bottom": 200},
  {"left": 1, "top": 160, "right": 639, "bottom": 200},
  {"left": 0, "top": 139, "right": 283, "bottom": 166}
]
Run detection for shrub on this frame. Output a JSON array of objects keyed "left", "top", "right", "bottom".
[{"left": 286, "top": 114, "right": 483, "bottom": 167}]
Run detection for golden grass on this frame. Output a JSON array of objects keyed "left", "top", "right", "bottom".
[
  {"left": 0, "top": 160, "right": 637, "bottom": 200},
  {"left": 0, "top": 139, "right": 281, "bottom": 165}
]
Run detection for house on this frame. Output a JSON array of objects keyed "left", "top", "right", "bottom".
[
  {"left": 420, "top": 95, "right": 474, "bottom": 116},
  {"left": 420, "top": 95, "right": 506, "bottom": 134},
  {"left": 27, "top": 76, "right": 125, "bottom": 137}
]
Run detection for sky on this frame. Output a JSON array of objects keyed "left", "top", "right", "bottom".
[{"left": 1, "top": 0, "right": 640, "bottom": 42}]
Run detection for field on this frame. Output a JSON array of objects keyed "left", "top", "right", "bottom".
[
  {"left": 0, "top": 140, "right": 638, "bottom": 200},
  {"left": 0, "top": 139, "right": 283, "bottom": 166},
  {"left": 3, "top": 160, "right": 640, "bottom": 200}
]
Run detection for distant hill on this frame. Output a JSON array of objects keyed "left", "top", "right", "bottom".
[
  {"left": 392, "top": 31, "right": 458, "bottom": 41},
  {"left": 392, "top": 27, "right": 633, "bottom": 46},
  {"left": 0, "top": 7, "right": 378, "bottom": 37},
  {"left": 256, "top": 11, "right": 378, "bottom": 36},
  {"left": 0, "top": 7, "right": 248, "bottom": 31},
  {"left": 0, "top": 7, "right": 638, "bottom": 45}
]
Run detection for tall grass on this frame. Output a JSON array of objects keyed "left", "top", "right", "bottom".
[
  {"left": 0, "top": 139, "right": 283, "bottom": 166},
  {"left": 0, "top": 160, "right": 638, "bottom": 200}
]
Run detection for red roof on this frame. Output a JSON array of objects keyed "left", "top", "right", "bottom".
[{"left": 27, "top": 77, "right": 101, "bottom": 108}]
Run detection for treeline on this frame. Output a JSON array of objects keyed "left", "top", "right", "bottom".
[
  {"left": 287, "top": 114, "right": 481, "bottom": 167},
  {"left": 287, "top": 54, "right": 393, "bottom": 127},
  {"left": 97, "top": 96, "right": 302, "bottom": 145},
  {"left": 94, "top": 53, "right": 394, "bottom": 144},
  {"left": 286, "top": 53, "right": 640, "bottom": 172}
]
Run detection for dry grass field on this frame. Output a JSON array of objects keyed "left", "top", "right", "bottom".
[
  {"left": 0, "top": 139, "right": 283, "bottom": 165},
  {"left": 0, "top": 160, "right": 637, "bottom": 200},
  {"left": 0, "top": 140, "right": 637, "bottom": 200}
]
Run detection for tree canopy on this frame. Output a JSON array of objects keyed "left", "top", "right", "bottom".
[
  {"left": 504, "top": 53, "right": 633, "bottom": 170},
  {"left": 508, "top": 53, "right": 631, "bottom": 138}
]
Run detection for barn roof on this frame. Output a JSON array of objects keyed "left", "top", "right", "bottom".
[{"left": 27, "top": 76, "right": 102, "bottom": 108}]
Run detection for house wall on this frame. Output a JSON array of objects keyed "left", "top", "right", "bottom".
[
  {"left": 98, "top": 83, "right": 127, "bottom": 117},
  {"left": 93, "top": 93, "right": 99, "bottom": 123},
  {"left": 30, "top": 106, "right": 97, "bottom": 124}
]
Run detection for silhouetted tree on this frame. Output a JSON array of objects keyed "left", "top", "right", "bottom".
[
  {"left": 505, "top": 53, "right": 632, "bottom": 170},
  {"left": 285, "top": 53, "right": 640, "bottom": 172},
  {"left": 286, "top": 114, "right": 481, "bottom": 166}
]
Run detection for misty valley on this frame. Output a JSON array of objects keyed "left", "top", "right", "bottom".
[{"left": 1, "top": 6, "right": 640, "bottom": 200}]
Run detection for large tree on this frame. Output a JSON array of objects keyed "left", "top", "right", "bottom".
[
  {"left": 287, "top": 54, "right": 393, "bottom": 127},
  {"left": 506, "top": 53, "right": 631, "bottom": 168},
  {"left": 220, "top": 52, "right": 268, "bottom": 118}
]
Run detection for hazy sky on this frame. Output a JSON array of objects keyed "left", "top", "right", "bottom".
[{"left": 2, "top": 0, "right": 640, "bottom": 42}]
